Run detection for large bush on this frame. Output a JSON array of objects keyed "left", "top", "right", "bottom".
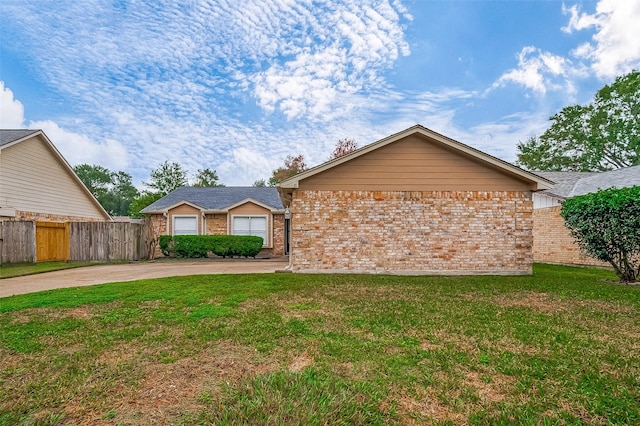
[
  {"left": 159, "top": 235, "right": 264, "bottom": 258},
  {"left": 561, "top": 186, "right": 640, "bottom": 283}
]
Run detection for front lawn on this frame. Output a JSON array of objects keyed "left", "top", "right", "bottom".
[
  {"left": 0, "top": 261, "right": 104, "bottom": 279},
  {"left": 1, "top": 264, "right": 638, "bottom": 425}
]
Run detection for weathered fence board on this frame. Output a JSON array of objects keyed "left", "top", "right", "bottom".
[
  {"left": 69, "top": 221, "right": 152, "bottom": 262},
  {"left": 0, "top": 221, "right": 36, "bottom": 265}
]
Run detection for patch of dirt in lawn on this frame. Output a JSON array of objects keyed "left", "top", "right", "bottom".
[
  {"left": 394, "top": 390, "right": 465, "bottom": 425},
  {"left": 464, "top": 371, "right": 515, "bottom": 403},
  {"left": 99, "top": 340, "right": 280, "bottom": 424},
  {"left": 288, "top": 351, "right": 314, "bottom": 372}
]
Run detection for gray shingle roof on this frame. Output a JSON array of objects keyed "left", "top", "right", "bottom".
[
  {"left": 141, "top": 187, "right": 284, "bottom": 213},
  {"left": 534, "top": 166, "right": 640, "bottom": 198},
  {"left": 0, "top": 129, "right": 40, "bottom": 147},
  {"left": 533, "top": 171, "right": 599, "bottom": 198},
  {"left": 569, "top": 165, "right": 640, "bottom": 196}
]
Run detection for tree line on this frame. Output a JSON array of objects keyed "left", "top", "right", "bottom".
[{"left": 75, "top": 138, "right": 360, "bottom": 217}]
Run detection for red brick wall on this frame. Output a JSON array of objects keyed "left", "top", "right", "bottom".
[
  {"left": 533, "top": 206, "right": 608, "bottom": 267},
  {"left": 290, "top": 190, "right": 533, "bottom": 274}
]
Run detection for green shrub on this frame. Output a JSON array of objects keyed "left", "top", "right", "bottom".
[
  {"left": 561, "top": 185, "right": 640, "bottom": 283},
  {"left": 159, "top": 235, "right": 264, "bottom": 258}
]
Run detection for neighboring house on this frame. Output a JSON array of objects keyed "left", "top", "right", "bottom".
[
  {"left": 277, "top": 125, "right": 553, "bottom": 275},
  {"left": 141, "top": 187, "right": 286, "bottom": 257},
  {"left": 532, "top": 165, "right": 640, "bottom": 267},
  {"left": 0, "top": 129, "right": 111, "bottom": 222}
]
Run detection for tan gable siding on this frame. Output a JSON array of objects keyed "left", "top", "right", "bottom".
[
  {"left": 0, "top": 135, "right": 108, "bottom": 220},
  {"left": 298, "top": 135, "right": 532, "bottom": 192},
  {"left": 167, "top": 204, "right": 201, "bottom": 235}
]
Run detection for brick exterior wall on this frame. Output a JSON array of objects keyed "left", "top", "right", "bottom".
[
  {"left": 533, "top": 206, "right": 608, "bottom": 267},
  {"left": 290, "top": 190, "right": 533, "bottom": 274},
  {"left": 272, "top": 213, "right": 285, "bottom": 256},
  {"left": 206, "top": 214, "right": 227, "bottom": 234},
  {"left": 13, "top": 210, "right": 106, "bottom": 222},
  {"left": 149, "top": 214, "right": 167, "bottom": 258}
]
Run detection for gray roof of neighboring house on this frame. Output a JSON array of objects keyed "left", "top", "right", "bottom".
[
  {"left": 569, "top": 165, "right": 640, "bottom": 196},
  {"left": 534, "top": 166, "right": 640, "bottom": 198},
  {"left": 533, "top": 171, "right": 599, "bottom": 198},
  {"left": 0, "top": 129, "right": 39, "bottom": 147},
  {"left": 141, "top": 187, "right": 284, "bottom": 213}
]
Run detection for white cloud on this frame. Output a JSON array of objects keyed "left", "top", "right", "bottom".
[
  {"left": 30, "top": 120, "right": 129, "bottom": 170},
  {"left": 0, "top": 82, "right": 26, "bottom": 128},
  {"left": 494, "top": 47, "right": 574, "bottom": 94},
  {"left": 563, "top": 0, "right": 640, "bottom": 77}
]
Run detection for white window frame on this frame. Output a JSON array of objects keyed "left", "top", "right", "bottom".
[
  {"left": 172, "top": 214, "right": 199, "bottom": 235},
  {"left": 230, "top": 214, "right": 269, "bottom": 247}
]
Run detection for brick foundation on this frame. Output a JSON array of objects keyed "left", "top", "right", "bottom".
[
  {"left": 290, "top": 190, "right": 533, "bottom": 274},
  {"left": 533, "top": 206, "right": 608, "bottom": 267},
  {"left": 13, "top": 210, "right": 106, "bottom": 222}
]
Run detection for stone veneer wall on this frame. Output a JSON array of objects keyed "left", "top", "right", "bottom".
[
  {"left": 533, "top": 206, "right": 608, "bottom": 267},
  {"left": 290, "top": 190, "right": 533, "bottom": 274}
]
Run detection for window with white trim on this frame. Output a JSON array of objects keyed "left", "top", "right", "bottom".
[
  {"left": 232, "top": 216, "right": 267, "bottom": 245},
  {"left": 173, "top": 215, "right": 198, "bottom": 235}
]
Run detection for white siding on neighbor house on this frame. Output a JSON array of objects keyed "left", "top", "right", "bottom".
[
  {"left": 533, "top": 193, "right": 562, "bottom": 209},
  {"left": 0, "top": 135, "right": 107, "bottom": 220}
]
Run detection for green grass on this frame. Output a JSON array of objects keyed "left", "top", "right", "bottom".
[
  {"left": 1, "top": 264, "right": 638, "bottom": 425},
  {"left": 0, "top": 261, "right": 104, "bottom": 279}
]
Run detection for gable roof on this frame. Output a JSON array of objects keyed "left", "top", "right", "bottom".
[
  {"left": 140, "top": 187, "right": 285, "bottom": 214},
  {"left": 278, "top": 125, "right": 554, "bottom": 191},
  {"left": 534, "top": 166, "right": 640, "bottom": 199},
  {"left": 0, "top": 129, "right": 112, "bottom": 221}
]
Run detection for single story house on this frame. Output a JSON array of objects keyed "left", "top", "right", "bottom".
[
  {"left": 141, "top": 187, "right": 287, "bottom": 257},
  {"left": 0, "top": 129, "right": 111, "bottom": 222},
  {"left": 277, "top": 125, "right": 553, "bottom": 275},
  {"left": 533, "top": 165, "right": 640, "bottom": 266}
]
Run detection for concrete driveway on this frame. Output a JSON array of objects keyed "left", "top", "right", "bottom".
[{"left": 0, "top": 258, "right": 290, "bottom": 297}]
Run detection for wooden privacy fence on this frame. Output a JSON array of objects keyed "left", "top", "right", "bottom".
[
  {"left": 69, "top": 221, "right": 152, "bottom": 261},
  {"left": 0, "top": 220, "right": 153, "bottom": 265},
  {"left": 0, "top": 221, "right": 36, "bottom": 264}
]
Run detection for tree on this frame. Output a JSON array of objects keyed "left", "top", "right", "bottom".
[
  {"left": 560, "top": 186, "right": 640, "bottom": 283},
  {"left": 74, "top": 164, "right": 139, "bottom": 216},
  {"left": 145, "top": 161, "right": 188, "bottom": 195},
  {"left": 329, "top": 138, "right": 358, "bottom": 160},
  {"left": 268, "top": 154, "right": 307, "bottom": 186},
  {"left": 129, "top": 191, "right": 163, "bottom": 219},
  {"left": 74, "top": 164, "right": 113, "bottom": 197},
  {"left": 193, "top": 168, "right": 224, "bottom": 187},
  {"left": 517, "top": 70, "right": 640, "bottom": 171},
  {"left": 252, "top": 179, "right": 267, "bottom": 187}
]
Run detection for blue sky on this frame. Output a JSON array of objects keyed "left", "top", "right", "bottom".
[{"left": 1, "top": 0, "right": 639, "bottom": 186}]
